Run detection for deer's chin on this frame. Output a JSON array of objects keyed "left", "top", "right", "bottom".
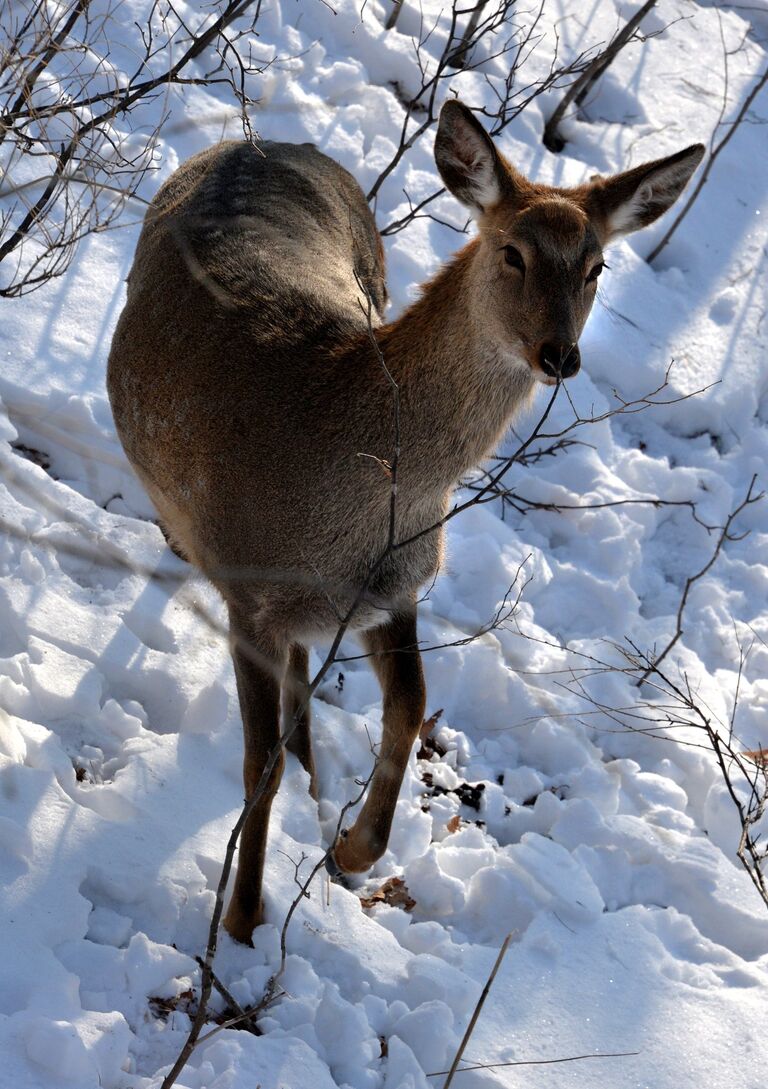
[
  {"left": 497, "top": 345, "right": 536, "bottom": 379},
  {"left": 510, "top": 347, "right": 559, "bottom": 386}
]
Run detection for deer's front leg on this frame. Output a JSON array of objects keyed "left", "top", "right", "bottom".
[
  {"left": 333, "top": 607, "right": 425, "bottom": 874},
  {"left": 223, "top": 611, "right": 287, "bottom": 945}
]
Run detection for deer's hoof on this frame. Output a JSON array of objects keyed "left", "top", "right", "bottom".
[
  {"left": 326, "top": 832, "right": 354, "bottom": 886},
  {"left": 329, "top": 826, "right": 383, "bottom": 879},
  {"left": 325, "top": 849, "right": 344, "bottom": 881}
]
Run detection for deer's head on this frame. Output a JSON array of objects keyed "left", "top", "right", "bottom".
[{"left": 435, "top": 100, "right": 704, "bottom": 385}]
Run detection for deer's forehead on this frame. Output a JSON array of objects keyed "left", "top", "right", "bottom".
[{"left": 492, "top": 198, "right": 599, "bottom": 262}]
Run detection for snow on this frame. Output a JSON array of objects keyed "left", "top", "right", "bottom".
[{"left": 1, "top": 0, "right": 767, "bottom": 1087}]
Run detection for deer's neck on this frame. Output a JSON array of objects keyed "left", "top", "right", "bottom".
[{"left": 376, "top": 239, "right": 535, "bottom": 489}]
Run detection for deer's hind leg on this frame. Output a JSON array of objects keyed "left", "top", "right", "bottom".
[
  {"left": 333, "top": 606, "right": 425, "bottom": 874},
  {"left": 223, "top": 607, "right": 287, "bottom": 945},
  {"left": 282, "top": 642, "right": 317, "bottom": 800}
]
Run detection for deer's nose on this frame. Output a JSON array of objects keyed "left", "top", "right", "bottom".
[{"left": 539, "top": 342, "right": 580, "bottom": 379}]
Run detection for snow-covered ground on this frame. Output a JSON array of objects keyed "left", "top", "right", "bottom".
[{"left": 1, "top": 1, "right": 767, "bottom": 1086}]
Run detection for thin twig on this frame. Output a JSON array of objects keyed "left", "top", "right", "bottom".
[
  {"left": 188, "top": 764, "right": 377, "bottom": 1047},
  {"left": 442, "top": 933, "right": 511, "bottom": 1089},
  {"left": 159, "top": 260, "right": 402, "bottom": 1089},
  {"left": 429, "top": 1049, "right": 641, "bottom": 1077},
  {"left": 193, "top": 956, "right": 260, "bottom": 1035}
]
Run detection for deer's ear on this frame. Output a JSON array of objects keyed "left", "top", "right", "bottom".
[
  {"left": 435, "top": 100, "right": 507, "bottom": 214},
  {"left": 588, "top": 144, "right": 705, "bottom": 240}
]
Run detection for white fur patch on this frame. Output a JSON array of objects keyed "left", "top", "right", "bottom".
[
  {"left": 446, "top": 131, "right": 501, "bottom": 212},
  {"left": 467, "top": 153, "right": 501, "bottom": 211},
  {"left": 607, "top": 153, "right": 701, "bottom": 239},
  {"left": 609, "top": 181, "right": 653, "bottom": 236}
]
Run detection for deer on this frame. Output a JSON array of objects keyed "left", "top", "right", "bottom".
[{"left": 107, "top": 100, "right": 703, "bottom": 945}]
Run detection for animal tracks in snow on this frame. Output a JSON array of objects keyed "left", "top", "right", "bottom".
[{"left": 2, "top": 1, "right": 768, "bottom": 1086}]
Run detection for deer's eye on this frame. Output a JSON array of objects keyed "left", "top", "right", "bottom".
[
  {"left": 503, "top": 245, "right": 525, "bottom": 273},
  {"left": 586, "top": 262, "right": 605, "bottom": 283}
]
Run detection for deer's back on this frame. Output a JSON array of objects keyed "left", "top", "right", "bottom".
[
  {"left": 107, "top": 141, "right": 439, "bottom": 629},
  {"left": 130, "top": 140, "right": 384, "bottom": 317}
]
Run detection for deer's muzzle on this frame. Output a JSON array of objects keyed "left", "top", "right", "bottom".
[{"left": 539, "top": 342, "right": 580, "bottom": 380}]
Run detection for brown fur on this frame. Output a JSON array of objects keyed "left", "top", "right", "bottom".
[{"left": 107, "top": 104, "right": 703, "bottom": 944}]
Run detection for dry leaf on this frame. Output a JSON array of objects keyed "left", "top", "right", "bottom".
[
  {"left": 360, "top": 876, "right": 416, "bottom": 913},
  {"left": 447, "top": 814, "right": 462, "bottom": 834},
  {"left": 742, "top": 748, "right": 768, "bottom": 767},
  {"left": 417, "top": 708, "right": 445, "bottom": 759},
  {"left": 419, "top": 708, "right": 443, "bottom": 742},
  {"left": 148, "top": 988, "right": 195, "bottom": 1021}
]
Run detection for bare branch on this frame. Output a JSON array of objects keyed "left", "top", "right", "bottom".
[
  {"left": 636, "top": 476, "right": 763, "bottom": 683},
  {"left": 0, "top": 0, "right": 269, "bottom": 295},
  {"left": 648, "top": 54, "right": 768, "bottom": 261},
  {"left": 543, "top": 1, "right": 659, "bottom": 152}
]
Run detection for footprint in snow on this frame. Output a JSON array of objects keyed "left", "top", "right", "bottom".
[{"left": 709, "top": 291, "right": 737, "bottom": 326}]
